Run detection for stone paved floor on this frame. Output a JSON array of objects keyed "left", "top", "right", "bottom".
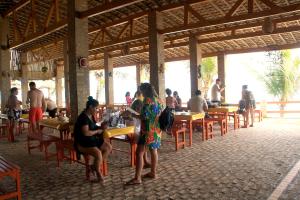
[{"left": 1, "top": 118, "right": 300, "bottom": 200}]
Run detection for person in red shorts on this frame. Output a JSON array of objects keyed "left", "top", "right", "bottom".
[{"left": 26, "top": 82, "right": 46, "bottom": 134}]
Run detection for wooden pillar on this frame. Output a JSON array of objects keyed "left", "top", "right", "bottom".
[
  {"left": 189, "top": 35, "right": 202, "bottom": 97},
  {"left": 67, "top": 0, "right": 90, "bottom": 122},
  {"left": 136, "top": 64, "right": 141, "bottom": 88},
  {"left": 63, "top": 40, "right": 70, "bottom": 109},
  {"left": 55, "top": 65, "right": 64, "bottom": 107},
  {"left": 0, "top": 17, "right": 11, "bottom": 112},
  {"left": 217, "top": 53, "right": 226, "bottom": 101},
  {"left": 20, "top": 53, "right": 28, "bottom": 107},
  {"left": 148, "top": 11, "right": 165, "bottom": 99},
  {"left": 104, "top": 51, "right": 113, "bottom": 105}
]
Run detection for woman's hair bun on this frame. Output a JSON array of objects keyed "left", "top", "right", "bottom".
[{"left": 88, "top": 96, "right": 94, "bottom": 101}]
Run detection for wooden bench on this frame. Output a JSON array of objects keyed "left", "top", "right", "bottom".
[
  {"left": 0, "top": 156, "right": 21, "bottom": 200},
  {"left": 56, "top": 139, "right": 108, "bottom": 180},
  {"left": 27, "top": 132, "right": 60, "bottom": 161},
  {"left": 255, "top": 110, "right": 263, "bottom": 122},
  {"left": 0, "top": 124, "right": 9, "bottom": 141},
  {"left": 205, "top": 118, "right": 227, "bottom": 136},
  {"left": 171, "top": 122, "right": 186, "bottom": 151},
  {"left": 192, "top": 120, "right": 214, "bottom": 141}
]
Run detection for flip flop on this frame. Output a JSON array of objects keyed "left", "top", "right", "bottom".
[{"left": 125, "top": 178, "right": 142, "bottom": 185}]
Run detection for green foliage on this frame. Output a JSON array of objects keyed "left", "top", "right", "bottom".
[
  {"left": 200, "top": 57, "right": 217, "bottom": 98},
  {"left": 260, "top": 50, "right": 300, "bottom": 103}
]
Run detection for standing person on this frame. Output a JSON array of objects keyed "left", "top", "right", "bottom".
[
  {"left": 165, "top": 88, "right": 178, "bottom": 110},
  {"left": 74, "top": 96, "right": 112, "bottom": 183},
  {"left": 188, "top": 90, "right": 208, "bottom": 113},
  {"left": 242, "top": 85, "right": 256, "bottom": 127},
  {"left": 173, "top": 91, "right": 182, "bottom": 111},
  {"left": 130, "top": 90, "right": 151, "bottom": 168},
  {"left": 26, "top": 82, "right": 46, "bottom": 134},
  {"left": 125, "top": 91, "right": 133, "bottom": 106},
  {"left": 126, "top": 83, "right": 163, "bottom": 185},
  {"left": 45, "top": 98, "right": 57, "bottom": 118},
  {"left": 211, "top": 78, "right": 225, "bottom": 105},
  {"left": 6, "top": 87, "right": 22, "bottom": 142}
]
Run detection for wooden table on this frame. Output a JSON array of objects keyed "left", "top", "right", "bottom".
[
  {"left": 208, "top": 106, "right": 239, "bottom": 130},
  {"left": 174, "top": 112, "right": 205, "bottom": 146},
  {"left": 39, "top": 118, "right": 70, "bottom": 140},
  {"left": 104, "top": 126, "right": 136, "bottom": 167}
]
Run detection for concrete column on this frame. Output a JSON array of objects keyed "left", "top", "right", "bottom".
[
  {"left": 55, "top": 65, "right": 64, "bottom": 107},
  {"left": 217, "top": 53, "right": 226, "bottom": 101},
  {"left": 136, "top": 64, "right": 141, "bottom": 88},
  {"left": 63, "top": 40, "right": 70, "bottom": 109},
  {"left": 189, "top": 35, "right": 202, "bottom": 97},
  {"left": 104, "top": 51, "right": 113, "bottom": 105},
  {"left": 0, "top": 17, "right": 11, "bottom": 112},
  {"left": 148, "top": 11, "right": 165, "bottom": 99},
  {"left": 67, "top": 0, "right": 90, "bottom": 122}
]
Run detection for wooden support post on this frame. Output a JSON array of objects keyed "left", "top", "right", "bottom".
[
  {"left": 136, "top": 64, "right": 141, "bottom": 88},
  {"left": 148, "top": 11, "right": 165, "bottom": 99},
  {"left": 217, "top": 53, "right": 226, "bottom": 101},
  {"left": 189, "top": 35, "right": 202, "bottom": 97},
  {"left": 63, "top": 40, "right": 70, "bottom": 110},
  {"left": 104, "top": 51, "right": 114, "bottom": 105},
  {"left": 55, "top": 65, "right": 64, "bottom": 107},
  {"left": 67, "top": 0, "right": 90, "bottom": 123},
  {"left": 20, "top": 53, "right": 28, "bottom": 106},
  {"left": 0, "top": 17, "right": 11, "bottom": 113}
]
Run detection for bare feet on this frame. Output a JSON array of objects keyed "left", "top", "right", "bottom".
[
  {"left": 142, "top": 172, "right": 156, "bottom": 179},
  {"left": 125, "top": 178, "right": 142, "bottom": 185}
]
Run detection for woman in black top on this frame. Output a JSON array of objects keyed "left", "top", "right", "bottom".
[{"left": 74, "top": 96, "right": 112, "bottom": 183}]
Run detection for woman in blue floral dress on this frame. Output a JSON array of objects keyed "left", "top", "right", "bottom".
[{"left": 126, "top": 83, "right": 163, "bottom": 185}]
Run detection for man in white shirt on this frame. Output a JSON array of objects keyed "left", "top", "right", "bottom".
[
  {"left": 211, "top": 78, "right": 225, "bottom": 105},
  {"left": 188, "top": 90, "right": 208, "bottom": 113}
]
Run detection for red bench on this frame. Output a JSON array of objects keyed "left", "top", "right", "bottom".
[
  {"left": 0, "top": 124, "right": 9, "bottom": 141},
  {"left": 0, "top": 156, "right": 21, "bottom": 200},
  {"left": 171, "top": 122, "right": 187, "bottom": 151},
  {"left": 56, "top": 135, "right": 108, "bottom": 180},
  {"left": 27, "top": 132, "right": 60, "bottom": 161}
]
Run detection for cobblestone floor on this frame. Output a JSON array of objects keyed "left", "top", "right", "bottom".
[{"left": 1, "top": 118, "right": 300, "bottom": 200}]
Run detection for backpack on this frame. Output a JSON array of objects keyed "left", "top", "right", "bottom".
[{"left": 159, "top": 106, "right": 174, "bottom": 131}]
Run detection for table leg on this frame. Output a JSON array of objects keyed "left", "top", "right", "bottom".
[{"left": 189, "top": 120, "right": 192, "bottom": 146}]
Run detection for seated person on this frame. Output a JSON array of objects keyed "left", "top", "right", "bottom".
[
  {"left": 165, "top": 88, "right": 178, "bottom": 110},
  {"left": 173, "top": 91, "right": 182, "bottom": 111},
  {"left": 74, "top": 96, "right": 112, "bottom": 183},
  {"left": 45, "top": 98, "right": 57, "bottom": 118},
  {"left": 188, "top": 90, "right": 208, "bottom": 113}
]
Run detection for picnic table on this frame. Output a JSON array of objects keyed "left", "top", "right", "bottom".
[
  {"left": 174, "top": 112, "right": 205, "bottom": 146},
  {"left": 39, "top": 118, "right": 70, "bottom": 139},
  {"left": 104, "top": 126, "right": 136, "bottom": 167},
  {"left": 208, "top": 106, "right": 239, "bottom": 130}
]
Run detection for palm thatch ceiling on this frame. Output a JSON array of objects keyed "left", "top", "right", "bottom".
[{"left": 1, "top": 0, "right": 300, "bottom": 69}]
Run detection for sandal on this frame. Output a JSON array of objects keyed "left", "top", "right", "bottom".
[{"left": 125, "top": 178, "right": 142, "bottom": 185}]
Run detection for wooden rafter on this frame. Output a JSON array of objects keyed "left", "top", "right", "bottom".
[
  {"left": 2, "top": 0, "right": 30, "bottom": 17},
  {"left": 54, "top": 0, "right": 60, "bottom": 23},
  {"left": 44, "top": 1, "right": 55, "bottom": 29},
  {"left": 198, "top": 25, "right": 300, "bottom": 43},
  {"left": 186, "top": 4, "right": 208, "bottom": 23},
  {"left": 31, "top": 0, "right": 36, "bottom": 33},
  {"left": 102, "top": 28, "right": 114, "bottom": 41},
  {"left": 248, "top": 0, "right": 253, "bottom": 14},
  {"left": 79, "top": 0, "right": 146, "bottom": 18},
  {"left": 117, "top": 22, "right": 130, "bottom": 39},
  {"left": 225, "top": 0, "right": 246, "bottom": 17},
  {"left": 258, "top": 0, "right": 282, "bottom": 10}
]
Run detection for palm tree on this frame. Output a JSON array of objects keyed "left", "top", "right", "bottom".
[
  {"left": 200, "top": 57, "right": 217, "bottom": 98},
  {"left": 94, "top": 70, "right": 104, "bottom": 101},
  {"left": 260, "top": 50, "right": 300, "bottom": 116}
]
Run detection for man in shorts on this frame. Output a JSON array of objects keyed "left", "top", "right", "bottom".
[{"left": 26, "top": 82, "right": 46, "bottom": 134}]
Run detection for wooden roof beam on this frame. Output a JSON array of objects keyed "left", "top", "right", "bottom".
[
  {"left": 1, "top": 0, "right": 30, "bottom": 17},
  {"left": 79, "top": 0, "right": 146, "bottom": 19},
  {"left": 198, "top": 25, "right": 300, "bottom": 43},
  {"left": 162, "top": 3, "right": 300, "bottom": 35}
]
